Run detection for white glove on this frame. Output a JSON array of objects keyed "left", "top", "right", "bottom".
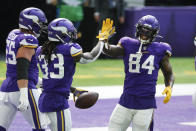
[{"left": 17, "top": 88, "right": 29, "bottom": 111}]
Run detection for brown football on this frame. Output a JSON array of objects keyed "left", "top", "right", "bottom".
[{"left": 75, "top": 92, "right": 99, "bottom": 109}]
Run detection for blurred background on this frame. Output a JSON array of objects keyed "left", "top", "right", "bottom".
[
  {"left": 0, "top": 0, "right": 195, "bottom": 86},
  {"left": 1, "top": 0, "right": 196, "bottom": 131},
  {"left": 0, "top": 0, "right": 196, "bottom": 56}
]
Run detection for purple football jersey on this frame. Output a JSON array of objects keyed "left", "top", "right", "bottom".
[
  {"left": 118, "top": 37, "right": 172, "bottom": 109},
  {"left": 1, "top": 29, "right": 39, "bottom": 92},
  {"left": 37, "top": 43, "right": 82, "bottom": 112}
]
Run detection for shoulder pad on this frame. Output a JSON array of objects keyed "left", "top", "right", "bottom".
[
  {"left": 160, "top": 42, "right": 172, "bottom": 56},
  {"left": 119, "top": 37, "right": 138, "bottom": 47},
  {"left": 17, "top": 34, "right": 39, "bottom": 48},
  {"left": 70, "top": 43, "right": 82, "bottom": 57}
]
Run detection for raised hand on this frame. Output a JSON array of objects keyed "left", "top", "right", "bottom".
[{"left": 96, "top": 18, "right": 116, "bottom": 41}]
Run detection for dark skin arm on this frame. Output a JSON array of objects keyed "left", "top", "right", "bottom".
[
  {"left": 102, "top": 42, "right": 124, "bottom": 57},
  {"left": 160, "top": 54, "right": 175, "bottom": 88}
]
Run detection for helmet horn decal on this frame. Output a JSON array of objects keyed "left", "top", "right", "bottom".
[
  {"left": 50, "top": 25, "right": 71, "bottom": 38},
  {"left": 23, "top": 13, "right": 39, "bottom": 25}
]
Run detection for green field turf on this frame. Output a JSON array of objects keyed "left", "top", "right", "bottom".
[{"left": 0, "top": 57, "right": 196, "bottom": 87}]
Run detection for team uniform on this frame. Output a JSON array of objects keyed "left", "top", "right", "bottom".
[
  {"left": 192, "top": 36, "right": 196, "bottom": 108},
  {"left": 194, "top": 36, "right": 196, "bottom": 70},
  {"left": 37, "top": 42, "right": 82, "bottom": 131},
  {"left": 0, "top": 29, "right": 49, "bottom": 130},
  {"left": 108, "top": 37, "right": 172, "bottom": 131}
]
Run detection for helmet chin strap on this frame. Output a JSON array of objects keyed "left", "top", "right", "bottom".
[
  {"left": 136, "top": 42, "right": 143, "bottom": 55},
  {"left": 137, "top": 37, "right": 150, "bottom": 54},
  {"left": 138, "top": 36, "right": 150, "bottom": 44}
]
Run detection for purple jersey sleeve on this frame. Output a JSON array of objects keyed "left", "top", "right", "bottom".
[
  {"left": 119, "top": 37, "right": 135, "bottom": 48},
  {"left": 119, "top": 36, "right": 139, "bottom": 49},
  {"left": 16, "top": 34, "right": 39, "bottom": 48},
  {"left": 35, "top": 46, "right": 42, "bottom": 58},
  {"left": 160, "top": 42, "right": 172, "bottom": 57},
  {"left": 70, "top": 43, "right": 82, "bottom": 57}
]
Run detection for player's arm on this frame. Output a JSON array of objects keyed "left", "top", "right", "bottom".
[
  {"left": 17, "top": 47, "right": 35, "bottom": 87},
  {"left": 160, "top": 54, "right": 175, "bottom": 104},
  {"left": 70, "top": 86, "right": 88, "bottom": 102},
  {"left": 16, "top": 46, "right": 35, "bottom": 111},
  {"left": 102, "top": 41, "right": 124, "bottom": 57},
  {"left": 74, "top": 40, "right": 105, "bottom": 64},
  {"left": 97, "top": 18, "right": 124, "bottom": 57},
  {"left": 16, "top": 34, "right": 38, "bottom": 111},
  {"left": 194, "top": 36, "right": 196, "bottom": 70},
  {"left": 194, "top": 36, "right": 196, "bottom": 56}
]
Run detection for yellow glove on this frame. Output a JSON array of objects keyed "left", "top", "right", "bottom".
[
  {"left": 162, "top": 86, "right": 172, "bottom": 104},
  {"left": 101, "top": 18, "right": 113, "bottom": 33},
  {"left": 96, "top": 18, "right": 116, "bottom": 40}
]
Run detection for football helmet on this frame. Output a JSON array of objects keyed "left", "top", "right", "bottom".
[
  {"left": 48, "top": 18, "right": 77, "bottom": 43},
  {"left": 19, "top": 7, "right": 47, "bottom": 38},
  {"left": 135, "top": 15, "right": 160, "bottom": 44}
]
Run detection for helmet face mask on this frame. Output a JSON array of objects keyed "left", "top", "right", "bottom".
[
  {"left": 19, "top": 7, "right": 47, "bottom": 38},
  {"left": 135, "top": 15, "right": 160, "bottom": 44}
]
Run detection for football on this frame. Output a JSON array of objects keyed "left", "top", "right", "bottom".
[{"left": 75, "top": 91, "right": 99, "bottom": 109}]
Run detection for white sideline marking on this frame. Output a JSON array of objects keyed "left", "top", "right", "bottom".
[
  {"left": 46, "top": 127, "right": 132, "bottom": 131},
  {"left": 69, "top": 84, "right": 196, "bottom": 99},
  {"left": 72, "top": 127, "right": 132, "bottom": 131},
  {"left": 179, "top": 122, "right": 196, "bottom": 126}
]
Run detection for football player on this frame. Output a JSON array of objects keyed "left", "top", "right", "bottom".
[
  {"left": 192, "top": 36, "right": 196, "bottom": 108},
  {"left": 36, "top": 18, "right": 106, "bottom": 131},
  {"left": 97, "top": 16, "right": 174, "bottom": 131},
  {"left": 194, "top": 36, "right": 196, "bottom": 70},
  {"left": 0, "top": 7, "right": 50, "bottom": 131}
]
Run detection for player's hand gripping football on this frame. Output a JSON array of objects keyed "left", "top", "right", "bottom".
[
  {"left": 162, "top": 86, "right": 172, "bottom": 104},
  {"left": 96, "top": 18, "right": 116, "bottom": 41},
  {"left": 71, "top": 87, "right": 99, "bottom": 109},
  {"left": 17, "top": 88, "right": 29, "bottom": 111},
  {"left": 72, "top": 88, "right": 88, "bottom": 102}
]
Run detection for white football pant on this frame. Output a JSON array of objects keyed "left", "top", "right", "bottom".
[
  {"left": 0, "top": 89, "right": 50, "bottom": 130},
  {"left": 192, "top": 90, "right": 196, "bottom": 108},
  {"left": 108, "top": 104, "right": 153, "bottom": 131},
  {"left": 47, "top": 108, "right": 72, "bottom": 131}
]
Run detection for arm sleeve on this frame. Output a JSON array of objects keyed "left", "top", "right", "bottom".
[{"left": 79, "top": 41, "right": 105, "bottom": 64}]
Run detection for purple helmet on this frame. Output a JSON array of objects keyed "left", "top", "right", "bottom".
[
  {"left": 19, "top": 7, "right": 47, "bottom": 38},
  {"left": 48, "top": 18, "right": 77, "bottom": 43},
  {"left": 135, "top": 15, "right": 160, "bottom": 44}
]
